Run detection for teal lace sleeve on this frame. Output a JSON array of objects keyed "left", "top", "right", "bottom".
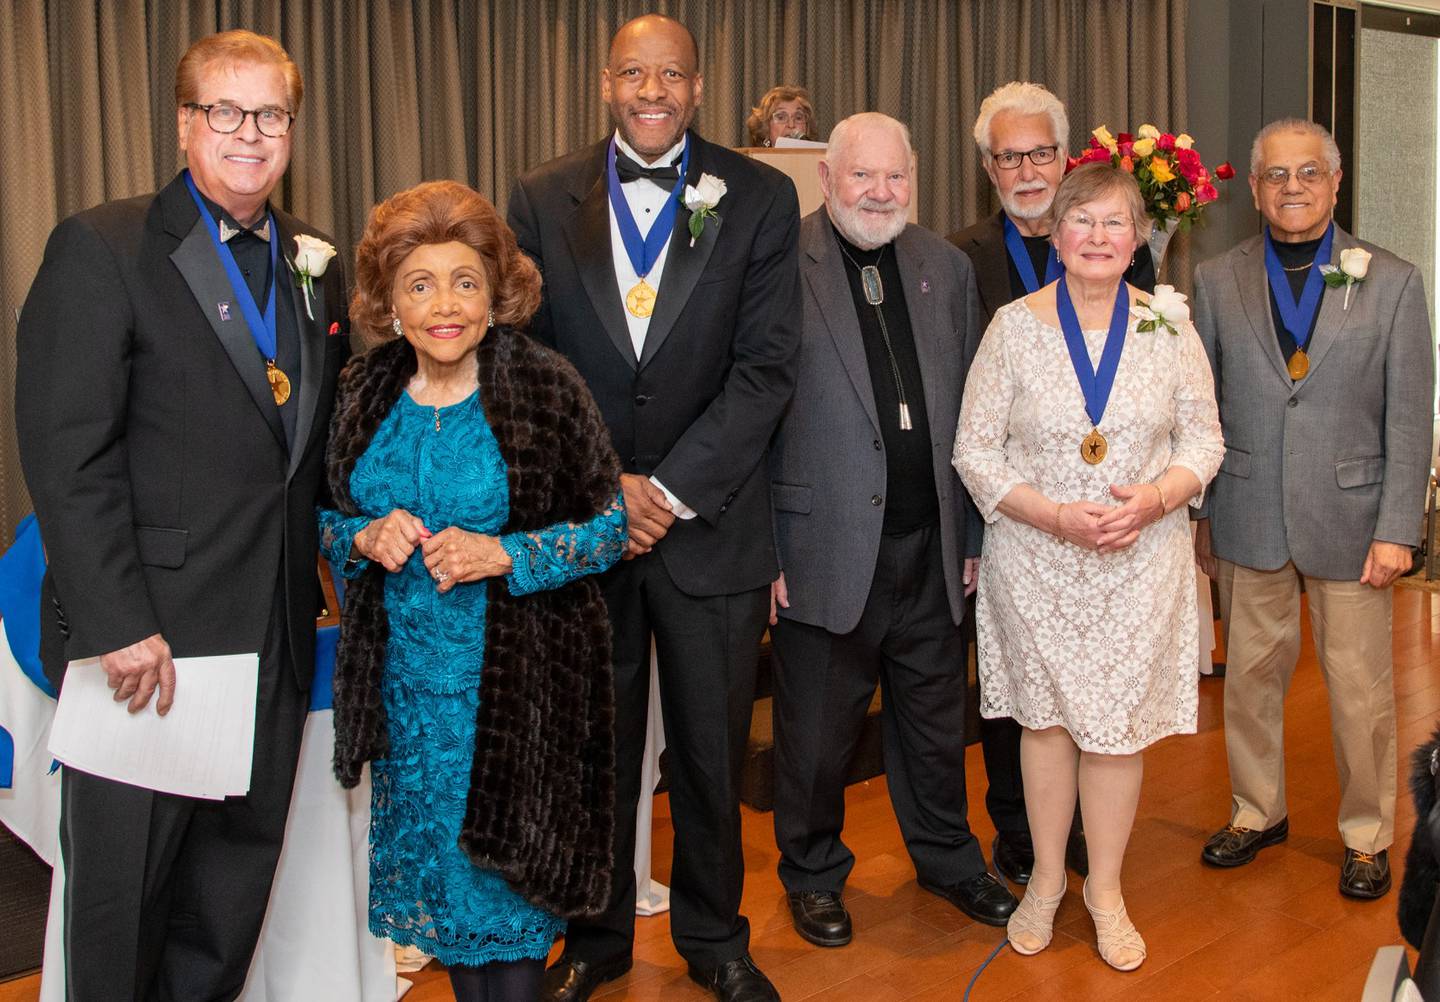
[
  {"left": 500, "top": 490, "right": 627, "bottom": 597},
  {"left": 317, "top": 507, "right": 371, "bottom": 578}
]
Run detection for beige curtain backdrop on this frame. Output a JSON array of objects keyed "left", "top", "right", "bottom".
[{"left": 0, "top": 0, "right": 1187, "bottom": 542}]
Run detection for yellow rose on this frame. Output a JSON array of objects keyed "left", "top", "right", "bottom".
[
  {"left": 1092, "top": 125, "right": 1118, "bottom": 152},
  {"left": 1137, "top": 124, "right": 1161, "bottom": 140},
  {"left": 1175, "top": 133, "right": 1195, "bottom": 149},
  {"left": 1149, "top": 157, "right": 1176, "bottom": 183},
  {"left": 1131, "top": 137, "right": 1156, "bottom": 157}
]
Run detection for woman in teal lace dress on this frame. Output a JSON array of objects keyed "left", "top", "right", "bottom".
[{"left": 319, "top": 181, "right": 625, "bottom": 1002}]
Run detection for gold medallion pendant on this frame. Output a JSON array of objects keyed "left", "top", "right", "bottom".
[
  {"left": 1286, "top": 348, "right": 1310, "bottom": 381},
  {"left": 625, "top": 279, "right": 656, "bottom": 319},
  {"left": 1081, "top": 428, "right": 1108, "bottom": 465},
  {"left": 266, "top": 360, "right": 292, "bottom": 406}
]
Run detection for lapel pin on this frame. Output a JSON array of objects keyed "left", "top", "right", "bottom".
[
  {"left": 920, "top": 280, "right": 931, "bottom": 294},
  {"left": 328, "top": 321, "right": 341, "bottom": 336},
  {"left": 217, "top": 302, "right": 232, "bottom": 322}
]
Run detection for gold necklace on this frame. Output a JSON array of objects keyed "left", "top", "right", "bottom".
[{"left": 1281, "top": 262, "right": 1312, "bottom": 273}]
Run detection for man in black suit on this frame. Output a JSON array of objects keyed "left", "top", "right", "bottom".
[
  {"left": 948, "top": 81, "right": 1154, "bottom": 888},
  {"left": 15, "top": 30, "right": 347, "bottom": 1002},
  {"left": 507, "top": 14, "right": 799, "bottom": 1002}
]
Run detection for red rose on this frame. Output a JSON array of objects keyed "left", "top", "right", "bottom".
[
  {"left": 1117, "top": 132, "right": 1134, "bottom": 144},
  {"left": 1157, "top": 133, "right": 1176, "bottom": 151},
  {"left": 1082, "top": 146, "right": 1111, "bottom": 165},
  {"left": 1119, "top": 141, "right": 1135, "bottom": 158},
  {"left": 1176, "top": 148, "right": 1201, "bottom": 167},
  {"left": 1215, "top": 161, "right": 1236, "bottom": 180},
  {"left": 1197, "top": 183, "right": 1219, "bottom": 203},
  {"left": 1087, "top": 136, "right": 1104, "bottom": 150},
  {"left": 1065, "top": 156, "right": 1082, "bottom": 173}
]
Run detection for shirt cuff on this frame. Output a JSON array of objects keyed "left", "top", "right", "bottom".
[{"left": 649, "top": 476, "right": 697, "bottom": 520}]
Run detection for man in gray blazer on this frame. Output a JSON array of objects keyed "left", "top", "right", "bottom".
[
  {"left": 768, "top": 112, "right": 1017, "bottom": 947},
  {"left": 1194, "top": 118, "right": 1433, "bottom": 899}
]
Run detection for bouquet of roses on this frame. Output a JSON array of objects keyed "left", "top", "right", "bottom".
[{"left": 1069, "top": 124, "right": 1235, "bottom": 231}]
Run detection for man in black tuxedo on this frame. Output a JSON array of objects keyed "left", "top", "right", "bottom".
[
  {"left": 507, "top": 13, "right": 799, "bottom": 1002},
  {"left": 947, "top": 81, "right": 1155, "bottom": 888},
  {"left": 15, "top": 30, "right": 347, "bottom": 1002}
]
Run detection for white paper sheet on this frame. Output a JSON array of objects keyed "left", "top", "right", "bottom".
[
  {"left": 47, "top": 653, "right": 258, "bottom": 799},
  {"left": 774, "top": 136, "right": 827, "bottom": 149}
]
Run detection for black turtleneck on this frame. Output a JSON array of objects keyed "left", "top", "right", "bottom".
[
  {"left": 1267, "top": 233, "right": 1325, "bottom": 376},
  {"left": 830, "top": 217, "right": 937, "bottom": 535}
]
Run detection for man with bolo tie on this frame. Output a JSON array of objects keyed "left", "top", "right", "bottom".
[
  {"left": 15, "top": 30, "right": 348, "bottom": 1002},
  {"left": 507, "top": 13, "right": 800, "bottom": 1002}
]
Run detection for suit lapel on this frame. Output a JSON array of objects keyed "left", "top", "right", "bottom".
[
  {"left": 276, "top": 215, "right": 327, "bottom": 478},
  {"left": 971, "top": 212, "right": 1015, "bottom": 321},
  {"left": 561, "top": 153, "right": 638, "bottom": 370},
  {"left": 1232, "top": 236, "right": 1293, "bottom": 387},
  {"left": 896, "top": 227, "right": 947, "bottom": 435},
  {"left": 640, "top": 133, "right": 721, "bottom": 369},
  {"left": 168, "top": 209, "right": 287, "bottom": 449},
  {"left": 1300, "top": 225, "right": 1357, "bottom": 381},
  {"left": 805, "top": 214, "right": 880, "bottom": 434}
]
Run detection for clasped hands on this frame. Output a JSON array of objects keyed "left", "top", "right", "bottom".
[
  {"left": 620, "top": 473, "right": 674, "bottom": 559},
  {"left": 1054, "top": 483, "right": 1164, "bottom": 553},
  {"left": 352, "top": 509, "right": 511, "bottom": 592}
]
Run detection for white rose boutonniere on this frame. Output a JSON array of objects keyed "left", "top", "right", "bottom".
[
  {"left": 292, "top": 234, "right": 338, "bottom": 320},
  {"left": 1131, "top": 283, "right": 1191, "bottom": 336},
  {"left": 1319, "top": 247, "right": 1372, "bottom": 310},
  {"left": 683, "top": 173, "right": 727, "bottom": 247}
]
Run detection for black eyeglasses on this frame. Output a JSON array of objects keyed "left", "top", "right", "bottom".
[
  {"left": 184, "top": 102, "right": 294, "bottom": 138},
  {"left": 991, "top": 145, "right": 1060, "bottom": 170}
]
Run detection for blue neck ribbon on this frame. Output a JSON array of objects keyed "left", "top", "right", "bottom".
[
  {"left": 606, "top": 140, "right": 690, "bottom": 279},
  {"left": 183, "top": 170, "right": 280, "bottom": 361},
  {"left": 1263, "top": 222, "right": 1334, "bottom": 352},
  {"left": 1056, "top": 276, "right": 1129, "bottom": 430},
  {"left": 1002, "top": 215, "right": 1062, "bottom": 294}
]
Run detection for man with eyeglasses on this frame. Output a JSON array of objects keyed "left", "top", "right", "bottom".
[
  {"left": 947, "top": 81, "right": 1153, "bottom": 891},
  {"left": 16, "top": 30, "right": 347, "bottom": 1000},
  {"left": 1193, "top": 118, "right": 1433, "bottom": 900}
]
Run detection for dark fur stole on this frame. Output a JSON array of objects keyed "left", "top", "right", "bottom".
[
  {"left": 1401, "top": 722, "right": 1440, "bottom": 948},
  {"left": 325, "top": 327, "right": 620, "bottom": 918}
]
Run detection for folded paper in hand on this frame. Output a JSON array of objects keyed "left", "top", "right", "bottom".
[{"left": 47, "top": 653, "right": 258, "bottom": 799}]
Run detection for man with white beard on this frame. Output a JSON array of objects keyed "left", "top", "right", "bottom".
[
  {"left": 947, "top": 82, "right": 1155, "bottom": 889},
  {"left": 766, "top": 112, "right": 1017, "bottom": 949}
]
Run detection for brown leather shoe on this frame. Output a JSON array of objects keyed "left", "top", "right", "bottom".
[
  {"left": 1339, "top": 848, "right": 1391, "bottom": 899},
  {"left": 1200, "top": 817, "right": 1289, "bottom": 867},
  {"left": 541, "top": 954, "right": 632, "bottom": 1002}
]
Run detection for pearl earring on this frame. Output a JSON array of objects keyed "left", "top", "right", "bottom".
[
  {"left": 391, "top": 315, "right": 403, "bottom": 338},
  {"left": 487, "top": 309, "right": 495, "bottom": 329}
]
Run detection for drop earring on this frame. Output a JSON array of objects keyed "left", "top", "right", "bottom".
[
  {"left": 391, "top": 315, "right": 403, "bottom": 338},
  {"left": 487, "top": 309, "right": 495, "bottom": 329}
]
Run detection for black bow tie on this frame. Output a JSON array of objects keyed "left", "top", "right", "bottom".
[{"left": 615, "top": 152, "right": 681, "bottom": 190}]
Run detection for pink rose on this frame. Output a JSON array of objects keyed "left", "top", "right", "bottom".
[{"left": 1157, "top": 133, "right": 1176, "bottom": 151}]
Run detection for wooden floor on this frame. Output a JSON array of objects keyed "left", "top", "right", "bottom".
[{"left": 6, "top": 588, "right": 1439, "bottom": 1001}]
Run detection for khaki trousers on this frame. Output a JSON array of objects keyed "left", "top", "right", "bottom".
[{"left": 1215, "top": 559, "right": 1396, "bottom": 853}]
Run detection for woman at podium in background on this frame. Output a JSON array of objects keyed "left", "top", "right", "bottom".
[
  {"left": 317, "top": 180, "right": 626, "bottom": 1002},
  {"left": 746, "top": 84, "right": 819, "bottom": 146},
  {"left": 953, "top": 163, "right": 1223, "bottom": 974}
]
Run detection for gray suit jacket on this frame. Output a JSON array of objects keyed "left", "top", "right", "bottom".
[
  {"left": 770, "top": 209, "right": 984, "bottom": 634},
  {"left": 1194, "top": 225, "right": 1434, "bottom": 579}
]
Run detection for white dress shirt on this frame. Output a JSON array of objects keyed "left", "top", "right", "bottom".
[{"left": 608, "top": 131, "right": 695, "bottom": 520}]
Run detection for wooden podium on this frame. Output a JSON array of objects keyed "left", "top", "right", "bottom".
[{"left": 736, "top": 145, "right": 919, "bottom": 223}]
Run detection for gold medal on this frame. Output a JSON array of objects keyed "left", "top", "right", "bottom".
[
  {"left": 1081, "top": 428, "right": 1108, "bottom": 465},
  {"left": 1286, "top": 348, "right": 1310, "bottom": 381},
  {"left": 266, "top": 360, "right": 292, "bottom": 406},
  {"left": 625, "top": 279, "right": 656, "bottom": 319}
]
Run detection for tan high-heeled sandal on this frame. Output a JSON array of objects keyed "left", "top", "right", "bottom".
[
  {"left": 1082, "top": 879, "right": 1146, "bottom": 971},
  {"left": 1007, "top": 876, "right": 1067, "bottom": 955}
]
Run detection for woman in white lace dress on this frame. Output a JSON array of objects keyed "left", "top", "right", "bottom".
[{"left": 953, "top": 163, "right": 1222, "bottom": 972}]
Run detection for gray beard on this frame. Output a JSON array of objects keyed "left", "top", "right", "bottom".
[{"left": 827, "top": 200, "right": 907, "bottom": 250}]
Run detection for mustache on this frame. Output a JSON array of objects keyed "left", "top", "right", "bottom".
[
  {"left": 856, "top": 198, "right": 900, "bottom": 212},
  {"left": 1011, "top": 180, "right": 1050, "bottom": 194}
]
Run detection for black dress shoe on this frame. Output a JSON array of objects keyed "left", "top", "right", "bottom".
[
  {"left": 787, "top": 889, "right": 852, "bottom": 946},
  {"left": 1066, "top": 828, "right": 1090, "bottom": 877},
  {"left": 1340, "top": 848, "right": 1391, "bottom": 899},
  {"left": 1200, "top": 817, "right": 1289, "bottom": 867},
  {"left": 992, "top": 830, "right": 1034, "bottom": 884},
  {"left": 687, "top": 954, "right": 780, "bottom": 1002},
  {"left": 919, "top": 871, "right": 1019, "bottom": 927},
  {"left": 541, "top": 954, "right": 632, "bottom": 1002}
]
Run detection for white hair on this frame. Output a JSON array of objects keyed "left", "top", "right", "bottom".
[
  {"left": 1249, "top": 118, "right": 1343, "bottom": 175},
  {"left": 825, "top": 112, "right": 914, "bottom": 169},
  {"left": 972, "top": 81, "right": 1068, "bottom": 156}
]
